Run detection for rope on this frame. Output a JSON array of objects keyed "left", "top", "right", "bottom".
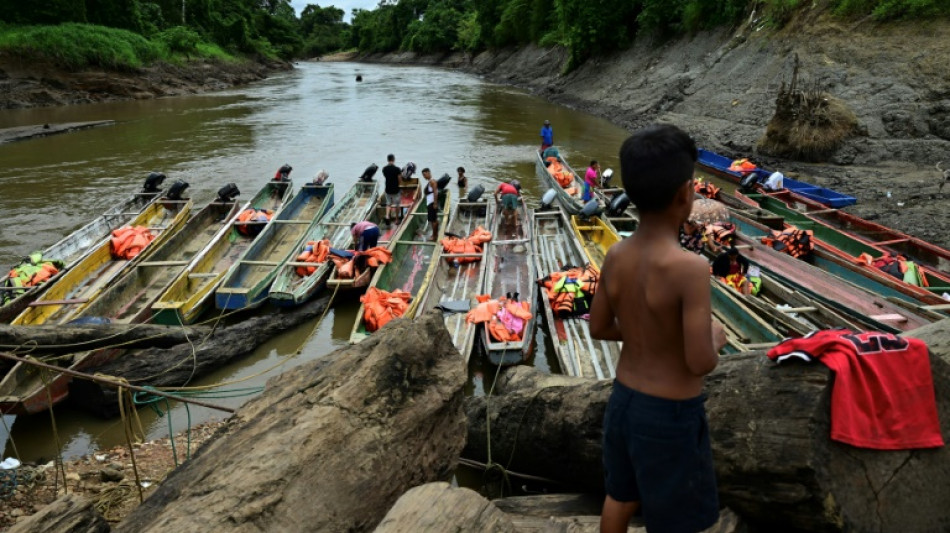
[
  {"left": 117, "top": 386, "right": 144, "bottom": 503},
  {"left": 481, "top": 357, "right": 513, "bottom": 496}
]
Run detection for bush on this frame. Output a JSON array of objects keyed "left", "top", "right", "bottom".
[
  {"left": 157, "top": 26, "right": 200, "bottom": 55},
  {"left": 0, "top": 23, "right": 163, "bottom": 70}
]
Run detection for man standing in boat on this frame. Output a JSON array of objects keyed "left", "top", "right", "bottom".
[
  {"left": 382, "top": 154, "right": 403, "bottom": 225},
  {"left": 583, "top": 160, "right": 601, "bottom": 202},
  {"left": 422, "top": 168, "right": 440, "bottom": 241},
  {"left": 540, "top": 120, "right": 553, "bottom": 152}
]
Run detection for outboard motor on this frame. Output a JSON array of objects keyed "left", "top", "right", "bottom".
[
  {"left": 437, "top": 173, "right": 451, "bottom": 190},
  {"left": 217, "top": 183, "right": 241, "bottom": 203},
  {"left": 274, "top": 164, "right": 293, "bottom": 181},
  {"left": 539, "top": 188, "right": 558, "bottom": 210},
  {"left": 466, "top": 184, "right": 485, "bottom": 202},
  {"left": 313, "top": 170, "right": 329, "bottom": 185},
  {"left": 580, "top": 199, "right": 602, "bottom": 218},
  {"left": 606, "top": 192, "right": 630, "bottom": 217},
  {"left": 739, "top": 172, "right": 759, "bottom": 192},
  {"left": 166, "top": 179, "right": 190, "bottom": 201},
  {"left": 358, "top": 164, "right": 378, "bottom": 182},
  {"left": 143, "top": 172, "right": 166, "bottom": 193},
  {"left": 601, "top": 168, "right": 614, "bottom": 188},
  {"left": 401, "top": 162, "right": 417, "bottom": 180}
]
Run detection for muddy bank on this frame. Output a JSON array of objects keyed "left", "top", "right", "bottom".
[
  {"left": 0, "top": 57, "right": 289, "bottom": 110},
  {"left": 360, "top": 12, "right": 950, "bottom": 248}
]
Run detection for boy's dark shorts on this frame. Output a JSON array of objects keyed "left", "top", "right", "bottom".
[
  {"left": 427, "top": 202, "right": 438, "bottom": 222},
  {"left": 603, "top": 381, "right": 719, "bottom": 533},
  {"left": 501, "top": 193, "right": 518, "bottom": 211}
]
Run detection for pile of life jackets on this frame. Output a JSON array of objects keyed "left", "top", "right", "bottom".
[
  {"left": 110, "top": 226, "right": 155, "bottom": 260},
  {"left": 694, "top": 179, "right": 721, "bottom": 199},
  {"left": 441, "top": 227, "right": 493, "bottom": 264},
  {"left": 855, "top": 252, "right": 928, "bottom": 287},
  {"left": 237, "top": 208, "right": 274, "bottom": 237},
  {"left": 728, "top": 158, "right": 757, "bottom": 174},
  {"left": 295, "top": 239, "right": 331, "bottom": 277},
  {"left": 360, "top": 287, "right": 411, "bottom": 332},
  {"left": 704, "top": 222, "right": 737, "bottom": 247},
  {"left": 761, "top": 227, "right": 814, "bottom": 258},
  {"left": 329, "top": 247, "right": 392, "bottom": 280},
  {"left": 466, "top": 294, "right": 533, "bottom": 343},
  {"left": 538, "top": 264, "right": 600, "bottom": 317},
  {"left": 545, "top": 157, "right": 577, "bottom": 194},
  {"left": 2, "top": 252, "right": 65, "bottom": 303},
  {"left": 720, "top": 273, "right": 760, "bottom": 295}
]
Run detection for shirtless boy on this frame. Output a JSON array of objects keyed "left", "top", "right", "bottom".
[{"left": 590, "top": 124, "right": 727, "bottom": 533}]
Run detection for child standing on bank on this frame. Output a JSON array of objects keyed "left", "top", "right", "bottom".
[{"left": 590, "top": 124, "right": 727, "bottom": 533}]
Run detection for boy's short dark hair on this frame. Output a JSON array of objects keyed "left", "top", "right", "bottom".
[
  {"left": 421, "top": 167, "right": 431, "bottom": 174},
  {"left": 457, "top": 166, "right": 465, "bottom": 173},
  {"left": 387, "top": 154, "right": 395, "bottom": 162},
  {"left": 619, "top": 124, "right": 697, "bottom": 213}
]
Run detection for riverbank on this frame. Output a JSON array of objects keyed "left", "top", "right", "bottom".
[
  {"left": 0, "top": 57, "right": 289, "bottom": 110},
  {"left": 358, "top": 12, "right": 950, "bottom": 248}
]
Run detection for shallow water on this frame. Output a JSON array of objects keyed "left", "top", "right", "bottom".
[{"left": 0, "top": 61, "right": 633, "bottom": 462}]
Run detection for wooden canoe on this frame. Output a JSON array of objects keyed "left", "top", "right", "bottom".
[
  {"left": 0, "top": 188, "right": 161, "bottom": 323},
  {"left": 478, "top": 195, "right": 537, "bottom": 366},
  {"left": 73, "top": 198, "right": 241, "bottom": 324},
  {"left": 350, "top": 188, "right": 451, "bottom": 344},
  {"left": 727, "top": 210, "right": 942, "bottom": 331},
  {"left": 216, "top": 183, "right": 333, "bottom": 310},
  {"left": 697, "top": 147, "right": 857, "bottom": 207},
  {"left": 570, "top": 214, "right": 783, "bottom": 352},
  {"left": 743, "top": 190, "right": 950, "bottom": 291},
  {"left": 151, "top": 180, "right": 293, "bottom": 326},
  {"left": 533, "top": 207, "right": 620, "bottom": 378},
  {"left": 269, "top": 180, "right": 379, "bottom": 306},
  {"left": 326, "top": 178, "right": 421, "bottom": 292},
  {"left": 412, "top": 197, "right": 493, "bottom": 363},
  {"left": 10, "top": 198, "right": 192, "bottom": 326}
]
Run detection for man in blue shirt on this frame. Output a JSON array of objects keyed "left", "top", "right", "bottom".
[{"left": 540, "top": 120, "right": 553, "bottom": 152}]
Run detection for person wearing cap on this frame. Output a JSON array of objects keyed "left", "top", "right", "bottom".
[{"left": 540, "top": 120, "right": 554, "bottom": 152}]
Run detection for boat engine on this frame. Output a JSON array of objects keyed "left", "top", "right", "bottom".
[
  {"left": 359, "top": 164, "right": 378, "bottom": 182},
  {"left": 402, "top": 162, "right": 417, "bottom": 180},
  {"left": 437, "top": 173, "right": 451, "bottom": 190},
  {"left": 143, "top": 172, "right": 166, "bottom": 193},
  {"left": 539, "top": 189, "right": 558, "bottom": 210},
  {"left": 601, "top": 168, "right": 614, "bottom": 188},
  {"left": 167, "top": 179, "right": 190, "bottom": 201},
  {"left": 217, "top": 183, "right": 240, "bottom": 203},
  {"left": 466, "top": 184, "right": 485, "bottom": 202},
  {"left": 606, "top": 192, "right": 630, "bottom": 216},
  {"left": 739, "top": 172, "right": 759, "bottom": 192},
  {"left": 580, "top": 199, "right": 602, "bottom": 218}
]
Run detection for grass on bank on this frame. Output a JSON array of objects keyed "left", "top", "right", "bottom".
[{"left": 0, "top": 23, "right": 237, "bottom": 71}]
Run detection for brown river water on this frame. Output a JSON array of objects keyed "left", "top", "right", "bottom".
[{"left": 0, "top": 61, "right": 633, "bottom": 463}]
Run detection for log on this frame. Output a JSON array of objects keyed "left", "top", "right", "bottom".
[
  {"left": 68, "top": 296, "right": 330, "bottom": 418},
  {"left": 7, "top": 494, "right": 109, "bottom": 533},
  {"left": 464, "top": 319, "right": 950, "bottom": 532},
  {"left": 115, "top": 310, "right": 467, "bottom": 533},
  {"left": 0, "top": 323, "right": 210, "bottom": 354}
]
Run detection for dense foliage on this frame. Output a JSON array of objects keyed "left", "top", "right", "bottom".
[{"left": 0, "top": 0, "right": 946, "bottom": 70}]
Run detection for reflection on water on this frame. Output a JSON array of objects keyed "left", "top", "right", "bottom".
[{"left": 0, "top": 62, "right": 631, "bottom": 462}]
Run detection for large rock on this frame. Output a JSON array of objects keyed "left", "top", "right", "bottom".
[
  {"left": 465, "top": 319, "right": 950, "bottom": 532},
  {"left": 116, "top": 311, "right": 467, "bottom": 532},
  {"left": 7, "top": 494, "right": 109, "bottom": 533}
]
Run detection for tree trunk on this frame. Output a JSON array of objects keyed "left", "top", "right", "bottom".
[
  {"left": 0, "top": 323, "right": 209, "bottom": 354},
  {"left": 464, "top": 319, "right": 950, "bottom": 532},
  {"left": 68, "top": 296, "right": 330, "bottom": 417},
  {"left": 7, "top": 494, "right": 109, "bottom": 533},
  {"left": 114, "top": 311, "right": 468, "bottom": 532}
]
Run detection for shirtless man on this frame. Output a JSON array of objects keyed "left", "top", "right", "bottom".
[{"left": 590, "top": 124, "right": 727, "bottom": 533}]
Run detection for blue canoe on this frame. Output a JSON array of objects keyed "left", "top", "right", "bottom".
[{"left": 697, "top": 148, "right": 857, "bottom": 208}]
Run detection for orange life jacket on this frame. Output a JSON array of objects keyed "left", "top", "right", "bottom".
[
  {"left": 110, "top": 226, "right": 155, "bottom": 260},
  {"left": 720, "top": 274, "right": 749, "bottom": 293},
  {"left": 546, "top": 157, "right": 575, "bottom": 188},
  {"left": 441, "top": 226, "right": 493, "bottom": 264},
  {"left": 855, "top": 252, "right": 929, "bottom": 287},
  {"left": 360, "top": 287, "right": 411, "bottom": 332},
  {"left": 329, "top": 247, "right": 393, "bottom": 279},
  {"left": 237, "top": 208, "right": 273, "bottom": 236},
  {"left": 539, "top": 265, "right": 599, "bottom": 317},
  {"left": 705, "top": 223, "right": 737, "bottom": 247},
  {"left": 694, "top": 179, "right": 721, "bottom": 199},
  {"left": 295, "top": 239, "right": 331, "bottom": 277},
  {"left": 728, "top": 158, "right": 757, "bottom": 174},
  {"left": 761, "top": 227, "right": 814, "bottom": 258}
]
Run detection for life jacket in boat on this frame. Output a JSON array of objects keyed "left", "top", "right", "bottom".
[
  {"left": 329, "top": 247, "right": 392, "bottom": 280},
  {"left": 855, "top": 252, "right": 928, "bottom": 287},
  {"left": 110, "top": 226, "right": 155, "bottom": 260},
  {"left": 466, "top": 295, "right": 532, "bottom": 342},
  {"left": 761, "top": 227, "right": 814, "bottom": 258},
  {"left": 705, "top": 222, "right": 737, "bottom": 247},
  {"left": 546, "top": 157, "right": 575, "bottom": 189},
  {"left": 728, "top": 158, "right": 757, "bottom": 174},
  {"left": 360, "top": 287, "right": 411, "bottom": 333},
  {"left": 295, "top": 239, "right": 331, "bottom": 277},
  {"left": 694, "top": 179, "right": 721, "bottom": 199},
  {"left": 237, "top": 208, "right": 274, "bottom": 236},
  {"left": 720, "top": 273, "right": 749, "bottom": 293},
  {"left": 441, "top": 226, "right": 492, "bottom": 264},
  {"left": 539, "top": 264, "right": 599, "bottom": 317},
  {"left": 3, "top": 252, "right": 65, "bottom": 303}
]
